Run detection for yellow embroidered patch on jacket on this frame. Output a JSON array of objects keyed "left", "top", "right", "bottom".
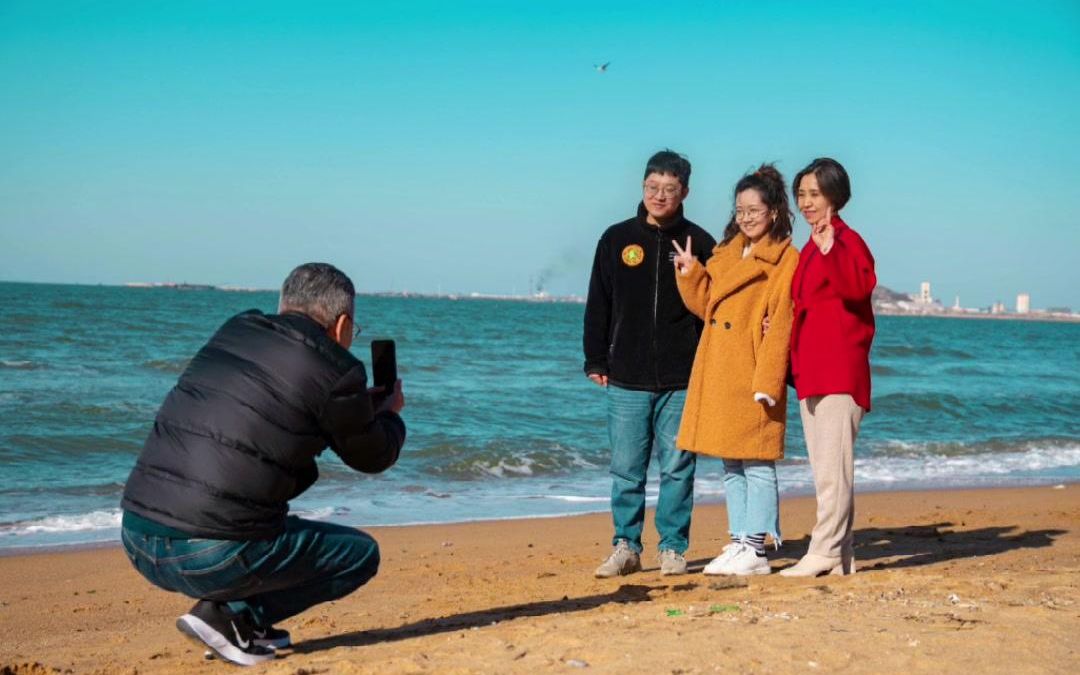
[{"left": 621, "top": 244, "right": 645, "bottom": 267}]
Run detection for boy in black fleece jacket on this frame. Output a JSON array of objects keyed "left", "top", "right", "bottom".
[{"left": 584, "top": 150, "right": 715, "bottom": 578}]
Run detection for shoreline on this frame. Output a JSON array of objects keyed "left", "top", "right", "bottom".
[
  {"left": 2, "top": 479, "right": 1075, "bottom": 559},
  {"left": 3, "top": 484, "right": 1078, "bottom": 673},
  {"left": 875, "top": 309, "right": 1080, "bottom": 324},
  {"left": 3, "top": 281, "right": 1077, "bottom": 321}
]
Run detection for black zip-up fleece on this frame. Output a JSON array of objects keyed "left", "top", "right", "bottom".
[{"left": 583, "top": 203, "right": 716, "bottom": 391}]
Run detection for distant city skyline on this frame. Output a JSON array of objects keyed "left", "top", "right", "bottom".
[{"left": 2, "top": 1, "right": 1079, "bottom": 308}]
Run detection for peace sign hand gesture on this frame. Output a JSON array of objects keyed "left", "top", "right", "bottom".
[
  {"left": 672, "top": 236, "right": 697, "bottom": 275},
  {"left": 810, "top": 206, "right": 835, "bottom": 254}
]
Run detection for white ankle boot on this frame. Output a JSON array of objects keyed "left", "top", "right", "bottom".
[{"left": 779, "top": 552, "right": 848, "bottom": 577}]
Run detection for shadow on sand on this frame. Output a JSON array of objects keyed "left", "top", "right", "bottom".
[
  {"left": 296, "top": 523, "right": 1065, "bottom": 654},
  {"left": 293, "top": 583, "right": 661, "bottom": 653},
  {"left": 687, "top": 522, "right": 1066, "bottom": 572}
]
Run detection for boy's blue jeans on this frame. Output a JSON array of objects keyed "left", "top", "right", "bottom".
[
  {"left": 722, "top": 459, "right": 781, "bottom": 542},
  {"left": 606, "top": 385, "right": 695, "bottom": 554},
  {"left": 121, "top": 516, "right": 380, "bottom": 627}
]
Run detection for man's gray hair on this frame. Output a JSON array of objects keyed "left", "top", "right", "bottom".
[{"left": 279, "top": 262, "right": 356, "bottom": 328}]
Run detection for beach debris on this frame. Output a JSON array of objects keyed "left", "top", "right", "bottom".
[
  {"left": 565, "top": 658, "right": 590, "bottom": 668},
  {"left": 665, "top": 608, "right": 684, "bottom": 617},
  {"left": 1052, "top": 484, "right": 1065, "bottom": 489},
  {"left": 945, "top": 613, "right": 984, "bottom": 628},
  {"left": 707, "top": 576, "right": 749, "bottom": 590},
  {"left": 536, "top": 571, "right": 556, "bottom": 579},
  {"left": 908, "top": 639, "right": 920, "bottom": 647},
  {"left": 759, "top": 611, "right": 796, "bottom": 622},
  {"left": 441, "top": 541, "right": 453, "bottom": 547},
  {"left": 947, "top": 593, "right": 961, "bottom": 605},
  {"left": 808, "top": 661, "right": 820, "bottom": 668},
  {"left": 709, "top": 604, "right": 740, "bottom": 614}
]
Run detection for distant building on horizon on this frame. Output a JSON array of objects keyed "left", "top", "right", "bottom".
[
  {"left": 1016, "top": 293, "right": 1031, "bottom": 314},
  {"left": 919, "top": 281, "right": 932, "bottom": 304},
  {"left": 907, "top": 280, "right": 944, "bottom": 312},
  {"left": 991, "top": 301, "right": 1007, "bottom": 314}
]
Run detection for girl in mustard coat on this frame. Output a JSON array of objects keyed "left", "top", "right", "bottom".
[{"left": 672, "top": 165, "right": 798, "bottom": 576}]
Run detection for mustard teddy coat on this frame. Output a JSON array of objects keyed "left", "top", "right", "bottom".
[{"left": 675, "top": 232, "right": 799, "bottom": 460}]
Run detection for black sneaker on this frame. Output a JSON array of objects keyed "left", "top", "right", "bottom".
[
  {"left": 176, "top": 600, "right": 275, "bottom": 666},
  {"left": 253, "top": 625, "right": 291, "bottom": 649}
]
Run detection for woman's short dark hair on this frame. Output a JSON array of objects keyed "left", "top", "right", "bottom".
[
  {"left": 644, "top": 149, "right": 691, "bottom": 189},
  {"left": 792, "top": 157, "right": 850, "bottom": 210},
  {"left": 720, "top": 164, "right": 793, "bottom": 245}
]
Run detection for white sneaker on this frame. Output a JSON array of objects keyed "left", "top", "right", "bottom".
[
  {"left": 702, "top": 542, "right": 745, "bottom": 576},
  {"left": 724, "top": 544, "right": 771, "bottom": 576}
]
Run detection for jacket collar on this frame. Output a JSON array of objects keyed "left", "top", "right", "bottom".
[
  {"left": 704, "top": 234, "right": 792, "bottom": 311},
  {"left": 728, "top": 232, "right": 792, "bottom": 265},
  {"left": 635, "top": 202, "right": 688, "bottom": 233}
]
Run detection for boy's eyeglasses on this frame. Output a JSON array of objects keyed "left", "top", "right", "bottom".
[{"left": 643, "top": 184, "right": 682, "bottom": 198}]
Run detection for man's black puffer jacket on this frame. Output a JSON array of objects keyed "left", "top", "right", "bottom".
[{"left": 121, "top": 310, "right": 405, "bottom": 540}]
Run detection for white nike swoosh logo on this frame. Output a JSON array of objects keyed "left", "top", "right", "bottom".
[{"left": 231, "top": 620, "right": 251, "bottom": 649}]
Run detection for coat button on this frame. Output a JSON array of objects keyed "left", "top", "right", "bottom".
[
  {"left": 710, "top": 319, "right": 717, "bottom": 326},
  {"left": 724, "top": 322, "right": 732, "bottom": 329}
]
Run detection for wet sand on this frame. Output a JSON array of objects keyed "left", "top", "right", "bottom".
[{"left": 2, "top": 485, "right": 1078, "bottom": 674}]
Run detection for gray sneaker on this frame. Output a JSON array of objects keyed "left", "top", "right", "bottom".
[
  {"left": 594, "top": 540, "right": 642, "bottom": 578},
  {"left": 659, "top": 549, "right": 688, "bottom": 576}
]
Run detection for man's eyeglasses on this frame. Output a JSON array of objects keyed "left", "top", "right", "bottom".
[
  {"left": 335, "top": 314, "right": 363, "bottom": 338},
  {"left": 644, "top": 183, "right": 682, "bottom": 198},
  {"left": 735, "top": 208, "right": 768, "bottom": 221}
]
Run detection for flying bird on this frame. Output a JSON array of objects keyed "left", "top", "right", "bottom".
[{"left": 594, "top": 62, "right": 610, "bottom": 73}]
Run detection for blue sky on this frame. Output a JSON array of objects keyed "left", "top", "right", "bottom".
[{"left": 2, "top": 1, "right": 1079, "bottom": 308}]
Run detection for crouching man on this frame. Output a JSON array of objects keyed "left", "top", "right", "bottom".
[{"left": 120, "top": 262, "right": 406, "bottom": 666}]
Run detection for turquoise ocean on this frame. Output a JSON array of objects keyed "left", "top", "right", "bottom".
[{"left": 1, "top": 281, "right": 1078, "bottom": 551}]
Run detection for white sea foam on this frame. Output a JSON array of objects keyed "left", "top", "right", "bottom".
[
  {"left": 566, "top": 452, "right": 600, "bottom": 470},
  {"left": 290, "top": 506, "right": 336, "bottom": 520},
  {"left": 852, "top": 442, "right": 1080, "bottom": 484},
  {"left": 0, "top": 359, "right": 37, "bottom": 370},
  {"left": 0, "top": 509, "right": 121, "bottom": 536},
  {"left": 473, "top": 456, "right": 537, "bottom": 478},
  {"left": 542, "top": 495, "right": 608, "bottom": 503}
]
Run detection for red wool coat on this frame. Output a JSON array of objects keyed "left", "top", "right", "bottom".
[{"left": 790, "top": 216, "right": 876, "bottom": 411}]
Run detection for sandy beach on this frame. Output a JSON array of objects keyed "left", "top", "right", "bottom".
[{"left": 2, "top": 485, "right": 1078, "bottom": 674}]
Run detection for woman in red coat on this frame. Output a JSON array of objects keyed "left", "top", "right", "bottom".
[{"left": 779, "top": 158, "right": 876, "bottom": 577}]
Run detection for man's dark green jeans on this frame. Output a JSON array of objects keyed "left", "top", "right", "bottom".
[{"left": 121, "top": 512, "right": 380, "bottom": 628}]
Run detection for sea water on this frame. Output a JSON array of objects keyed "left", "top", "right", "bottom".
[{"left": 1, "top": 282, "right": 1077, "bottom": 550}]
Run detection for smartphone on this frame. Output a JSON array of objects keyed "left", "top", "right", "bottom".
[{"left": 370, "top": 340, "right": 397, "bottom": 402}]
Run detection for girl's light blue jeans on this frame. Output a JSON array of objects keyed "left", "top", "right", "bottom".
[{"left": 722, "top": 459, "right": 781, "bottom": 543}]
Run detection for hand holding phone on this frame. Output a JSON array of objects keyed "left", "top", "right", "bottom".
[
  {"left": 377, "top": 379, "right": 405, "bottom": 414},
  {"left": 370, "top": 340, "right": 401, "bottom": 412}
]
